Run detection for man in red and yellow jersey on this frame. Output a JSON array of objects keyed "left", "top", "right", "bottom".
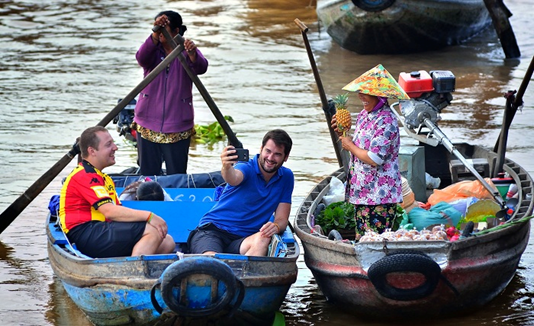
[{"left": 59, "top": 126, "right": 175, "bottom": 258}]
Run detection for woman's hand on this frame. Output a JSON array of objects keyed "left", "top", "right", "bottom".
[
  {"left": 154, "top": 15, "right": 170, "bottom": 28},
  {"left": 151, "top": 15, "right": 170, "bottom": 44},
  {"left": 331, "top": 115, "right": 342, "bottom": 136},
  {"left": 184, "top": 39, "right": 197, "bottom": 61},
  {"left": 339, "top": 136, "right": 354, "bottom": 151}
]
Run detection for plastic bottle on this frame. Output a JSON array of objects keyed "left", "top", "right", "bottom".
[{"left": 506, "top": 183, "right": 518, "bottom": 199}]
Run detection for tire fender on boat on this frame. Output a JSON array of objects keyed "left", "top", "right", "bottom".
[
  {"left": 367, "top": 251, "right": 441, "bottom": 301},
  {"left": 155, "top": 256, "right": 240, "bottom": 318},
  {"left": 328, "top": 229, "right": 343, "bottom": 241},
  {"left": 351, "top": 0, "right": 395, "bottom": 12}
]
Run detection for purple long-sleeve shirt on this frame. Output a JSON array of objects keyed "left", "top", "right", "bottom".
[{"left": 134, "top": 35, "right": 208, "bottom": 133}]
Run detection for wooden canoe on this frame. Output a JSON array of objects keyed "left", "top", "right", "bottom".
[{"left": 47, "top": 172, "right": 298, "bottom": 325}]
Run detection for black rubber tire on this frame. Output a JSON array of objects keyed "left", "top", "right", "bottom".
[
  {"left": 160, "top": 256, "right": 238, "bottom": 317},
  {"left": 367, "top": 251, "right": 441, "bottom": 301},
  {"left": 328, "top": 229, "right": 343, "bottom": 241},
  {"left": 351, "top": 0, "right": 395, "bottom": 12}
]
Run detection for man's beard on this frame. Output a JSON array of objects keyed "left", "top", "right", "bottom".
[{"left": 259, "top": 157, "right": 280, "bottom": 174}]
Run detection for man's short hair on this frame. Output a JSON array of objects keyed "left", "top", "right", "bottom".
[
  {"left": 262, "top": 129, "right": 292, "bottom": 157},
  {"left": 79, "top": 126, "right": 108, "bottom": 158}
]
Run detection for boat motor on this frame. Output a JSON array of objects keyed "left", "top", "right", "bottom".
[
  {"left": 398, "top": 70, "right": 455, "bottom": 130},
  {"left": 112, "top": 98, "right": 137, "bottom": 145},
  {"left": 394, "top": 70, "right": 505, "bottom": 207}
]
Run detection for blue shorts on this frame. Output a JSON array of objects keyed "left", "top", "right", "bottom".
[
  {"left": 67, "top": 221, "right": 145, "bottom": 258},
  {"left": 188, "top": 223, "right": 245, "bottom": 254}
]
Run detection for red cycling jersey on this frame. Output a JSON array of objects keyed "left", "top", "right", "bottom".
[{"left": 59, "top": 160, "right": 120, "bottom": 233}]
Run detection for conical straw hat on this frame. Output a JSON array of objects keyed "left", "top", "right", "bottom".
[{"left": 342, "top": 64, "right": 410, "bottom": 100}]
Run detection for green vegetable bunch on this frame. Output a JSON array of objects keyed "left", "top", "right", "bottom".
[
  {"left": 194, "top": 115, "right": 234, "bottom": 145},
  {"left": 316, "top": 202, "right": 404, "bottom": 235},
  {"left": 316, "top": 201, "right": 356, "bottom": 235}
]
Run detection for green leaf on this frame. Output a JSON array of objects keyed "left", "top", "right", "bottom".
[
  {"left": 316, "top": 201, "right": 356, "bottom": 235},
  {"left": 193, "top": 116, "right": 235, "bottom": 145}
]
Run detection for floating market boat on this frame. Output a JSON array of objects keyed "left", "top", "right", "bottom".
[
  {"left": 293, "top": 25, "right": 534, "bottom": 317},
  {"left": 47, "top": 172, "right": 298, "bottom": 325},
  {"left": 294, "top": 147, "right": 533, "bottom": 319},
  {"left": 316, "top": 0, "right": 493, "bottom": 54}
]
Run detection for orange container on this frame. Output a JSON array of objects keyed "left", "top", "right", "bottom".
[{"left": 398, "top": 70, "right": 434, "bottom": 98}]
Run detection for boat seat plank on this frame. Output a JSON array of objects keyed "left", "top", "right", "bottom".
[{"left": 48, "top": 222, "right": 93, "bottom": 259}]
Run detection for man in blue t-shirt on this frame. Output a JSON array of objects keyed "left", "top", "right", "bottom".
[{"left": 188, "top": 129, "right": 294, "bottom": 256}]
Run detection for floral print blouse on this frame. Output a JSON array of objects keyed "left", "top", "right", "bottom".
[{"left": 347, "top": 105, "right": 402, "bottom": 205}]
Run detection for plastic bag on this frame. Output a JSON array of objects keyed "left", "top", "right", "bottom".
[
  {"left": 405, "top": 201, "right": 463, "bottom": 230},
  {"left": 427, "top": 178, "right": 497, "bottom": 206},
  {"left": 448, "top": 197, "right": 479, "bottom": 217},
  {"left": 323, "top": 177, "right": 345, "bottom": 206}
]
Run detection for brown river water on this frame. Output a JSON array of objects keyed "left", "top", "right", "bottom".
[{"left": 1, "top": 0, "right": 533, "bottom": 325}]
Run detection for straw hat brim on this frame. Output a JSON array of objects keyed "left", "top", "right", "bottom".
[{"left": 342, "top": 64, "right": 410, "bottom": 100}]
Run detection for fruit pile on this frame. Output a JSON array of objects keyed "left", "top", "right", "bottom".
[{"left": 359, "top": 225, "right": 450, "bottom": 242}]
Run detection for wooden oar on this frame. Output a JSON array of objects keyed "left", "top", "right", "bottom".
[
  {"left": 483, "top": 0, "right": 520, "bottom": 59},
  {"left": 0, "top": 41, "right": 188, "bottom": 235},
  {"left": 294, "top": 18, "right": 349, "bottom": 170},
  {"left": 155, "top": 26, "right": 244, "bottom": 149},
  {"left": 493, "top": 55, "right": 534, "bottom": 176}
]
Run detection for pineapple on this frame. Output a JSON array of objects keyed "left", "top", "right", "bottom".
[{"left": 333, "top": 93, "right": 351, "bottom": 136}]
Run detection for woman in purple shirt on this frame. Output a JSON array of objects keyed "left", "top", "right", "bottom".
[
  {"left": 134, "top": 10, "right": 209, "bottom": 176},
  {"left": 331, "top": 64, "right": 409, "bottom": 240}
]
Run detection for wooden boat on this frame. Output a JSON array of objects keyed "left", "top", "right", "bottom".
[
  {"left": 47, "top": 172, "right": 298, "bottom": 325},
  {"left": 291, "top": 40, "right": 534, "bottom": 317},
  {"left": 294, "top": 144, "right": 533, "bottom": 318},
  {"left": 316, "top": 0, "right": 493, "bottom": 54}
]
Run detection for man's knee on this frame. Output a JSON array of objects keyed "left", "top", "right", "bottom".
[{"left": 160, "top": 235, "right": 175, "bottom": 253}]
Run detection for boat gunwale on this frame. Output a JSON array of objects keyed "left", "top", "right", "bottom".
[{"left": 294, "top": 144, "right": 534, "bottom": 255}]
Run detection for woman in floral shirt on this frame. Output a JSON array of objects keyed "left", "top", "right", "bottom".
[{"left": 331, "top": 64, "right": 409, "bottom": 240}]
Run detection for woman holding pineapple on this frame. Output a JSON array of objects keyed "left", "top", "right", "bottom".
[{"left": 331, "top": 64, "right": 410, "bottom": 240}]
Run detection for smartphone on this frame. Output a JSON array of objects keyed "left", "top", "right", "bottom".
[{"left": 235, "top": 148, "right": 249, "bottom": 161}]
